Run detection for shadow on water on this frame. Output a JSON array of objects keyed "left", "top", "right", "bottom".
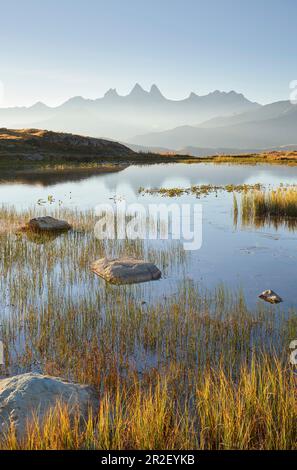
[{"left": 0, "top": 164, "right": 127, "bottom": 186}]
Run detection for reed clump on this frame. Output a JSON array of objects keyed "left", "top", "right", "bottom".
[{"left": 240, "top": 187, "right": 297, "bottom": 229}]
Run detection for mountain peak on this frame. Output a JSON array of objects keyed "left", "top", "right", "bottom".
[
  {"left": 149, "top": 84, "right": 164, "bottom": 98},
  {"left": 129, "top": 83, "right": 148, "bottom": 97},
  {"left": 188, "top": 92, "right": 199, "bottom": 99},
  {"left": 58, "top": 95, "right": 94, "bottom": 110},
  {"left": 29, "top": 101, "right": 48, "bottom": 110},
  {"left": 228, "top": 90, "right": 244, "bottom": 98},
  {"left": 211, "top": 90, "right": 224, "bottom": 96},
  {"left": 104, "top": 88, "right": 119, "bottom": 99},
  {"left": 63, "top": 96, "right": 86, "bottom": 105}
]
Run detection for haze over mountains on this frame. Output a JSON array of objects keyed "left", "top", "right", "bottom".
[
  {"left": 131, "top": 100, "right": 297, "bottom": 152},
  {"left": 0, "top": 84, "right": 296, "bottom": 155},
  {"left": 0, "top": 84, "right": 258, "bottom": 139}
]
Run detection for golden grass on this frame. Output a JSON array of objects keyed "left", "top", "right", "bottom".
[
  {"left": 1, "top": 357, "right": 295, "bottom": 450},
  {"left": 240, "top": 187, "right": 297, "bottom": 229},
  {"left": 0, "top": 128, "right": 48, "bottom": 140},
  {"left": 209, "top": 151, "right": 297, "bottom": 165},
  {"left": 0, "top": 205, "right": 296, "bottom": 449}
]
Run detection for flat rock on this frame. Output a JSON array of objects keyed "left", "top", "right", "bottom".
[
  {"left": 0, "top": 373, "right": 98, "bottom": 437},
  {"left": 91, "top": 257, "right": 162, "bottom": 285},
  {"left": 258, "top": 289, "right": 283, "bottom": 304},
  {"left": 27, "top": 216, "right": 71, "bottom": 232}
]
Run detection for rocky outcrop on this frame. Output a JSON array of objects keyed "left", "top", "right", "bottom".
[
  {"left": 0, "top": 373, "right": 98, "bottom": 437},
  {"left": 91, "top": 257, "right": 162, "bottom": 285},
  {"left": 26, "top": 216, "right": 72, "bottom": 232}
]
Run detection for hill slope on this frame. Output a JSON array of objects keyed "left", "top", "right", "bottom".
[
  {"left": 0, "top": 128, "right": 135, "bottom": 162},
  {"left": 0, "top": 128, "right": 200, "bottom": 166},
  {"left": 131, "top": 101, "right": 297, "bottom": 150}
]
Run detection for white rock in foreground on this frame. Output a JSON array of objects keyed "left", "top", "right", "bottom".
[
  {"left": 258, "top": 289, "right": 283, "bottom": 304},
  {"left": 0, "top": 373, "right": 98, "bottom": 437},
  {"left": 92, "top": 257, "right": 162, "bottom": 285},
  {"left": 27, "top": 216, "right": 71, "bottom": 232}
]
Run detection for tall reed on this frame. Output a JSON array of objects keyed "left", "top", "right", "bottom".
[
  {"left": 0, "top": 356, "right": 295, "bottom": 450},
  {"left": 0, "top": 205, "right": 296, "bottom": 449}
]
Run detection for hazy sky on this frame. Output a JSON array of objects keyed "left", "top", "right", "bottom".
[{"left": 0, "top": 0, "right": 296, "bottom": 107}]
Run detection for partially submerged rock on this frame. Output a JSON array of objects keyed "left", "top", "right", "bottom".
[
  {"left": 259, "top": 289, "right": 283, "bottom": 304},
  {"left": 0, "top": 373, "right": 98, "bottom": 437},
  {"left": 26, "top": 216, "right": 71, "bottom": 232},
  {"left": 91, "top": 257, "right": 162, "bottom": 285}
]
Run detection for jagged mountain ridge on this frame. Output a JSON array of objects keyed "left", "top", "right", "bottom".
[{"left": 0, "top": 84, "right": 260, "bottom": 141}]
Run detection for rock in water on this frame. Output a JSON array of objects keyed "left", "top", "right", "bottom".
[
  {"left": 0, "top": 373, "right": 98, "bottom": 437},
  {"left": 91, "top": 257, "right": 162, "bottom": 285},
  {"left": 258, "top": 289, "right": 283, "bottom": 304},
  {"left": 27, "top": 216, "right": 71, "bottom": 232}
]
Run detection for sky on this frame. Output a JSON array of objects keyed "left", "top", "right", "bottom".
[{"left": 0, "top": 0, "right": 296, "bottom": 107}]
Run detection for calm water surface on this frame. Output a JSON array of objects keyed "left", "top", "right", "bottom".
[{"left": 1, "top": 163, "right": 297, "bottom": 310}]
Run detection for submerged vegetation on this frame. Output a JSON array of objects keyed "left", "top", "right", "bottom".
[
  {"left": 0, "top": 206, "right": 296, "bottom": 449},
  {"left": 139, "top": 183, "right": 263, "bottom": 198}
]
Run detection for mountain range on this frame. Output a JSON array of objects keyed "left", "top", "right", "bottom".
[
  {"left": 130, "top": 100, "right": 297, "bottom": 151},
  {"left": 0, "top": 84, "right": 259, "bottom": 143},
  {"left": 0, "top": 85, "right": 296, "bottom": 154}
]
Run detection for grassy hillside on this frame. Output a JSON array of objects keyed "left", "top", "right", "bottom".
[
  {"left": 0, "top": 128, "right": 134, "bottom": 162},
  {"left": 2, "top": 128, "right": 297, "bottom": 171},
  {"left": 0, "top": 128, "right": 199, "bottom": 169}
]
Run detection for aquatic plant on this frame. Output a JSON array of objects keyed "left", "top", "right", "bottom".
[
  {"left": 139, "top": 183, "right": 263, "bottom": 198},
  {"left": 240, "top": 187, "right": 297, "bottom": 229}
]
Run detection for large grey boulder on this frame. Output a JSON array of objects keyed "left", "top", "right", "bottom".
[
  {"left": 27, "top": 216, "right": 71, "bottom": 232},
  {"left": 91, "top": 257, "right": 162, "bottom": 285},
  {"left": 0, "top": 373, "right": 98, "bottom": 437}
]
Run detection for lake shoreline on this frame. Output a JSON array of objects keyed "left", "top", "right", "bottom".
[{"left": 2, "top": 129, "right": 297, "bottom": 172}]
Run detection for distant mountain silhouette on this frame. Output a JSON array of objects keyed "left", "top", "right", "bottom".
[
  {"left": 199, "top": 100, "right": 294, "bottom": 128},
  {"left": 131, "top": 100, "right": 297, "bottom": 150},
  {"left": 0, "top": 84, "right": 259, "bottom": 141},
  {"left": 127, "top": 142, "right": 297, "bottom": 157}
]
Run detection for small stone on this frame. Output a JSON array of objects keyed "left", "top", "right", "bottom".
[
  {"left": 258, "top": 289, "right": 283, "bottom": 304},
  {"left": 91, "top": 257, "right": 162, "bottom": 285}
]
